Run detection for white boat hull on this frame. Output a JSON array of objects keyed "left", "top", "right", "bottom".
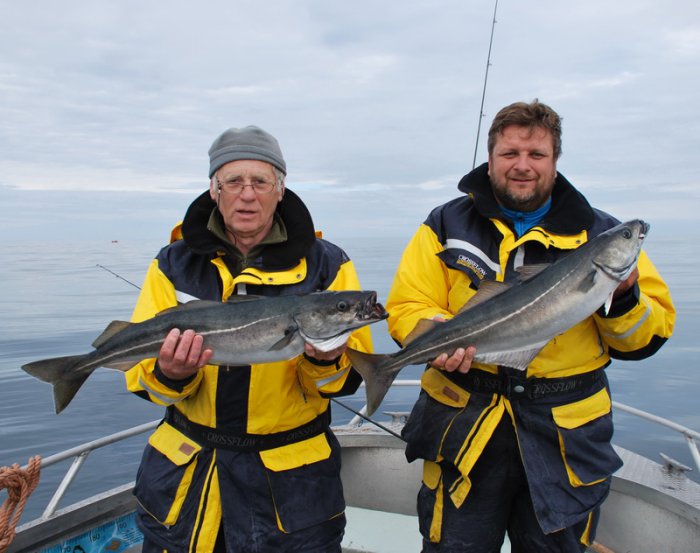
[
  {"left": 8, "top": 422, "right": 700, "bottom": 553},
  {"left": 334, "top": 424, "right": 700, "bottom": 552}
]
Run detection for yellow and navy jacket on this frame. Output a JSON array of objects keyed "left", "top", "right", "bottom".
[
  {"left": 388, "top": 163, "right": 675, "bottom": 538},
  {"left": 125, "top": 189, "right": 373, "bottom": 549}
]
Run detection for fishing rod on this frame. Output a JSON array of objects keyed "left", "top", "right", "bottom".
[
  {"left": 94, "top": 263, "right": 404, "bottom": 439},
  {"left": 472, "top": 0, "right": 499, "bottom": 169}
]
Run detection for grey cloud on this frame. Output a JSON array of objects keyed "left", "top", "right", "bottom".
[{"left": 0, "top": 0, "right": 698, "bottom": 228}]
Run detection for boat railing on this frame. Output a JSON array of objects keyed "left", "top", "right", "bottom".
[
  {"left": 347, "top": 379, "right": 700, "bottom": 473},
  {"left": 16, "top": 379, "right": 700, "bottom": 523},
  {"left": 29, "top": 419, "right": 159, "bottom": 520}
]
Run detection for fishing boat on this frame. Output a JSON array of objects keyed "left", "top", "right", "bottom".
[{"left": 3, "top": 380, "right": 699, "bottom": 553}]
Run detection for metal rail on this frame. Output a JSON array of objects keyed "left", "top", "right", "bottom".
[
  {"left": 31, "top": 419, "right": 160, "bottom": 519},
  {"left": 16, "top": 382, "right": 700, "bottom": 521},
  {"left": 349, "top": 380, "right": 700, "bottom": 474}
]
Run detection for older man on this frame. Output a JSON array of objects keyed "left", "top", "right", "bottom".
[
  {"left": 387, "top": 101, "right": 675, "bottom": 552},
  {"left": 126, "top": 126, "right": 374, "bottom": 552}
]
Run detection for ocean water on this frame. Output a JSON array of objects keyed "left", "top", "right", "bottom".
[{"left": 1, "top": 231, "right": 698, "bottom": 522}]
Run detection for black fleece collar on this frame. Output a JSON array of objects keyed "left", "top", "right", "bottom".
[
  {"left": 181, "top": 188, "right": 316, "bottom": 270},
  {"left": 457, "top": 162, "right": 594, "bottom": 235}
]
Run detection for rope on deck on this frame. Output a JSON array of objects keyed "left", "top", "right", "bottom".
[{"left": 0, "top": 456, "right": 41, "bottom": 553}]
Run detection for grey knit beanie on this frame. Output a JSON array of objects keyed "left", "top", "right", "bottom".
[{"left": 208, "top": 126, "right": 287, "bottom": 177}]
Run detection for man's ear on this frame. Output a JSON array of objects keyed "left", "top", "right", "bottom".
[{"left": 209, "top": 177, "right": 219, "bottom": 202}]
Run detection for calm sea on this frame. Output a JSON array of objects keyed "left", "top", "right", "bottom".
[{"left": 1, "top": 231, "right": 698, "bottom": 521}]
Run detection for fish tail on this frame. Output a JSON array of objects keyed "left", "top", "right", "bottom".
[
  {"left": 346, "top": 348, "right": 400, "bottom": 416},
  {"left": 22, "top": 355, "right": 94, "bottom": 414}
]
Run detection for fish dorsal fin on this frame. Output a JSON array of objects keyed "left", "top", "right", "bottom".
[
  {"left": 457, "top": 281, "right": 511, "bottom": 314},
  {"left": 515, "top": 264, "right": 550, "bottom": 282},
  {"left": 157, "top": 300, "right": 221, "bottom": 316},
  {"left": 92, "top": 320, "right": 131, "bottom": 348},
  {"left": 404, "top": 318, "right": 440, "bottom": 345},
  {"left": 225, "top": 295, "right": 264, "bottom": 303}
]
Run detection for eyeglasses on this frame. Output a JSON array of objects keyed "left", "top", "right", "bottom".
[{"left": 216, "top": 176, "right": 277, "bottom": 195}]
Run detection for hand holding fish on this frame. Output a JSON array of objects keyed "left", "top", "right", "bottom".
[
  {"left": 431, "top": 346, "right": 476, "bottom": 374},
  {"left": 158, "top": 328, "right": 214, "bottom": 380},
  {"left": 613, "top": 267, "right": 639, "bottom": 299},
  {"left": 428, "top": 316, "right": 476, "bottom": 374}
]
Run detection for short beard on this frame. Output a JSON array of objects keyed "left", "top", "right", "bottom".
[
  {"left": 490, "top": 174, "right": 555, "bottom": 212},
  {"left": 494, "top": 189, "right": 546, "bottom": 212}
]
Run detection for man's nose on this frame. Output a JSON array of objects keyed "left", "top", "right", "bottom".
[
  {"left": 239, "top": 183, "right": 258, "bottom": 199},
  {"left": 512, "top": 154, "right": 531, "bottom": 170}
]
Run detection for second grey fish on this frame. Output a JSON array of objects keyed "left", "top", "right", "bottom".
[{"left": 347, "top": 220, "right": 648, "bottom": 415}]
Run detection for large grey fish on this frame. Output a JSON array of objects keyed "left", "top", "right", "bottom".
[
  {"left": 347, "top": 220, "right": 648, "bottom": 415},
  {"left": 23, "top": 290, "right": 387, "bottom": 414}
]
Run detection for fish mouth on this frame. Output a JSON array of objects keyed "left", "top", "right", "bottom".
[
  {"left": 639, "top": 220, "right": 650, "bottom": 240},
  {"left": 593, "top": 255, "right": 639, "bottom": 280},
  {"left": 358, "top": 291, "right": 388, "bottom": 321}
]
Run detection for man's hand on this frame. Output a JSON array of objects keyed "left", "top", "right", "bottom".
[
  {"left": 613, "top": 267, "right": 639, "bottom": 298},
  {"left": 428, "top": 316, "right": 475, "bottom": 374},
  {"left": 431, "top": 346, "right": 476, "bottom": 374},
  {"left": 158, "top": 328, "right": 213, "bottom": 380},
  {"left": 304, "top": 342, "right": 347, "bottom": 363}
]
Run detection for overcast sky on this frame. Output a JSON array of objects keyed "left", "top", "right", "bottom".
[{"left": 1, "top": 0, "right": 699, "bottom": 242}]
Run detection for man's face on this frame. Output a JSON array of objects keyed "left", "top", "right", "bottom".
[
  {"left": 209, "top": 159, "right": 283, "bottom": 244},
  {"left": 487, "top": 125, "right": 557, "bottom": 211}
]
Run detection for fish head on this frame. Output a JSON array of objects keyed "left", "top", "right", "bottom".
[
  {"left": 592, "top": 219, "right": 649, "bottom": 281},
  {"left": 295, "top": 291, "right": 388, "bottom": 352}
]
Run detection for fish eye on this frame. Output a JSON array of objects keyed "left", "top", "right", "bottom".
[
  {"left": 622, "top": 229, "right": 632, "bottom": 239},
  {"left": 336, "top": 300, "right": 349, "bottom": 312}
]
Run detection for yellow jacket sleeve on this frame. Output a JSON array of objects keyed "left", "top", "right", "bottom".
[
  {"left": 386, "top": 224, "right": 456, "bottom": 345},
  {"left": 594, "top": 250, "right": 675, "bottom": 358}
]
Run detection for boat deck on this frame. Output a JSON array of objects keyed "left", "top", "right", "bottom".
[{"left": 6, "top": 404, "right": 700, "bottom": 552}]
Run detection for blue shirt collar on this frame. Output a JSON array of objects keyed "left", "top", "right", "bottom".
[{"left": 500, "top": 198, "right": 552, "bottom": 237}]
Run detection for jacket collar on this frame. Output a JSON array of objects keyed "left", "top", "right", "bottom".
[
  {"left": 181, "top": 188, "right": 316, "bottom": 270},
  {"left": 457, "top": 162, "right": 594, "bottom": 235}
]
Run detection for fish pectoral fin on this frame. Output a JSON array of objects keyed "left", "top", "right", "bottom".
[
  {"left": 474, "top": 343, "right": 548, "bottom": 371},
  {"left": 603, "top": 290, "right": 614, "bottom": 315},
  {"left": 92, "top": 321, "right": 131, "bottom": 348},
  {"left": 404, "top": 319, "right": 440, "bottom": 345},
  {"left": 268, "top": 326, "right": 299, "bottom": 351},
  {"left": 577, "top": 270, "right": 598, "bottom": 294},
  {"left": 458, "top": 281, "right": 511, "bottom": 313}
]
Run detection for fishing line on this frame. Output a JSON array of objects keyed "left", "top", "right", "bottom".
[
  {"left": 95, "top": 264, "right": 404, "bottom": 438},
  {"left": 330, "top": 398, "right": 406, "bottom": 441},
  {"left": 96, "top": 264, "right": 142, "bottom": 291}
]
